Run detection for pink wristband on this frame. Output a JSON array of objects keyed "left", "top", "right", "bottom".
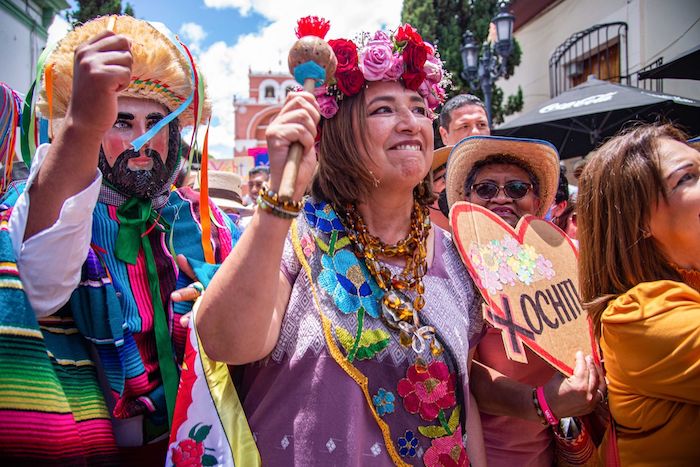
[{"left": 536, "top": 386, "right": 559, "bottom": 426}]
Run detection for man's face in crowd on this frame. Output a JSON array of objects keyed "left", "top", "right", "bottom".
[
  {"left": 99, "top": 97, "right": 179, "bottom": 199},
  {"left": 248, "top": 172, "right": 268, "bottom": 201},
  {"left": 439, "top": 104, "right": 490, "bottom": 146}
]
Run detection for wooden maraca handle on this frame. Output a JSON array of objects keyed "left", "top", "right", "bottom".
[{"left": 278, "top": 78, "right": 316, "bottom": 199}]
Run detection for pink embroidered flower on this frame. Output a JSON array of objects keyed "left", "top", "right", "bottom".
[
  {"left": 423, "top": 426, "right": 469, "bottom": 467},
  {"left": 171, "top": 439, "right": 204, "bottom": 467},
  {"left": 397, "top": 361, "right": 456, "bottom": 421},
  {"left": 301, "top": 232, "right": 316, "bottom": 257}
]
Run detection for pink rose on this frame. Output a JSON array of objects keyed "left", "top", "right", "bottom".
[
  {"left": 424, "top": 54, "right": 443, "bottom": 84},
  {"left": 418, "top": 81, "right": 445, "bottom": 110},
  {"left": 384, "top": 53, "right": 404, "bottom": 81},
  {"left": 317, "top": 94, "right": 339, "bottom": 119},
  {"left": 373, "top": 31, "right": 391, "bottom": 42},
  {"left": 360, "top": 40, "right": 394, "bottom": 81}
]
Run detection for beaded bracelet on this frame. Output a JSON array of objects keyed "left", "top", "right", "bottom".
[
  {"left": 532, "top": 387, "right": 548, "bottom": 426},
  {"left": 260, "top": 186, "right": 303, "bottom": 213},
  {"left": 536, "top": 386, "right": 559, "bottom": 426},
  {"left": 257, "top": 195, "right": 299, "bottom": 220}
]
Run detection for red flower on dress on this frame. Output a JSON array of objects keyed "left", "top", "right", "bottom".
[
  {"left": 423, "top": 426, "right": 469, "bottom": 467},
  {"left": 329, "top": 39, "right": 359, "bottom": 73},
  {"left": 397, "top": 360, "right": 456, "bottom": 421},
  {"left": 171, "top": 439, "right": 205, "bottom": 467}
]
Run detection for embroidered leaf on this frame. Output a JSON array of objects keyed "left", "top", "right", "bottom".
[
  {"left": 188, "top": 423, "right": 201, "bottom": 440},
  {"left": 448, "top": 405, "right": 461, "bottom": 432},
  {"left": 335, "top": 236, "right": 351, "bottom": 250},
  {"left": 418, "top": 425, "right": 448, "bottom": 439},
  {"left": 201, "top": 454, "right": 217, "bottom": 466},
  {"left": 334, "top": 323, "right": 390, "bottom": 361},
  {"left": 354, "top": 329, "right": 391, "bottom": 360},
  {"left": 192, "top": 424, "right": 212, "bottom": 443},
  {"left": 315, "top": 236, "right": 329, "bottom": 253},
  {"left": 335, "top": 325, "right": 355, "bottom": 355}
]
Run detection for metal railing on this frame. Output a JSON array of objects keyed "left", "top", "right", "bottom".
[{"left": 549, "top": 22, "right": 629, "bottom": 97}]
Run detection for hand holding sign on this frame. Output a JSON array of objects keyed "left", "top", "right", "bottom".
[{"left": 450, "top": 201, "right": 598, "bottom": 376}]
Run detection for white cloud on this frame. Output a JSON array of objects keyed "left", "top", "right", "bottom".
[
  {"left": 203, "top": 0, "right": 253, "bottom": 15},
  {"left": 179, "top": 22, "right": 207, "bottom": 51},
  {"left": 44, "top": 1, "right": 403, "bottom": 158},
  {"left": 47, "top": 14, "right": 70, "bottom": 46},
  {"left": 195, "top": 0, "right": 403, "bottom": 157}
]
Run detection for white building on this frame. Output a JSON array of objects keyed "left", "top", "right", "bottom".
[
  {"left": 0, "top": 0, "right": 68, "bottom": 92},
  {"left": 500, "top": 0, "right": 700, "bottom": 123}
]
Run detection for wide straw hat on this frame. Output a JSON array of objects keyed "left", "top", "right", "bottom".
[
  {"left": 38, "top": 15, "right": 210, "bottom": 127},
  {"left": 431, "top": 145, "right": 453, "bottom": 172},
  {"left": 195, "top": 170, "right": 253, "bottom": 215},
  {"left": 445, "top": 135, "right": 560, "bottom": 218}
]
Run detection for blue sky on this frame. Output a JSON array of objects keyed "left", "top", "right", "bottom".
[{"left": 50, "top": 0, "right": 403, "bottom": 157}]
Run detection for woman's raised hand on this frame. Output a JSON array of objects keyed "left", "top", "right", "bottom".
[
  {"left": 544, "top": 351, "right": 607, "bottom": 418},
  {"left": 265, "top": 91, "right": 321, "bottom": 200}
]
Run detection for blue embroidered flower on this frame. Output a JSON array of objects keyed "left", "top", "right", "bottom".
[
  {"left": 372, "top": 388, "right": 396, "bottom": 416},
  {"left": 318, "top": 249, "right": 381, "bottom": 317},
  {"left": 304, "top": 200, "right": 345, "bottom": 233},
  {"left": 398, "top": 430, "right": 419, "bottom": 458}
]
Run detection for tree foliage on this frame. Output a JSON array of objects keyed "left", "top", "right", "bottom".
[
  {"left": 66, "top": 0, "right": 135, "bottom": 26},
  {"left": 402, "top": 0, "right": 523, "bottom": 125}
]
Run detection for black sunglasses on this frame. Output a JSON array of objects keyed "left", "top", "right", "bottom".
[{"left": 470, "top": 181, "right": 533, "bottom": 200}]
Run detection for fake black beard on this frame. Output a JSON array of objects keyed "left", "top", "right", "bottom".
[{"left": 98, "top": 123, "right": 180, "bottom": 199}]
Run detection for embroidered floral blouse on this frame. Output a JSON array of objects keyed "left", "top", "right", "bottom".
[{"left": 238, "top": 200, "right": 482, "bottom": 466}]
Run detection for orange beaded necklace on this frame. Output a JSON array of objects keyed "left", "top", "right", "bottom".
[{"left": 340, "top": 201, "right": 443, "bottom": 356}]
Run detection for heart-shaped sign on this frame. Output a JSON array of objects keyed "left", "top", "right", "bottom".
[{"left": 450, "top": 201, "right": 597, "bottom": 376}]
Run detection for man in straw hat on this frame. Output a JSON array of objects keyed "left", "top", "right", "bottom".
[
  {"left": 444, "top": 135, "right": 606, "bottom": 466},
  {"left": 3, "top": 15, "right": 236, "bottom": 464}
]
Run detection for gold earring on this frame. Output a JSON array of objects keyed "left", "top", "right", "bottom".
[{"left": 369, "top": 170, "right": 380, "bottom": 187}]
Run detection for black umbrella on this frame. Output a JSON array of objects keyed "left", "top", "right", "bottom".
[{"left": 493, "top": 76, "right": 700, "bottom": 159}]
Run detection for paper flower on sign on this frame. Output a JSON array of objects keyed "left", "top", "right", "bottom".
[{"left": 468, "top": 235, "right": 557, "bottom": 295}]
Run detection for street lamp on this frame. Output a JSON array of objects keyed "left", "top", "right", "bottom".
[{"left": 460, "top": 1, "right": 516, "bottom": 126}]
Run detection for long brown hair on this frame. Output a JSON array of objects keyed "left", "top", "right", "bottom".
[
  {"left": 310, "top": 85, "right": 435, "bottom": 207},
  {"left": 578, "top": 123, "right": 687, "bottom": 336}
]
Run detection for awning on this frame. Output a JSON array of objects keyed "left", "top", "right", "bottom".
[{"left": 638, "top": 45, "right": 700, "bottom": 81}]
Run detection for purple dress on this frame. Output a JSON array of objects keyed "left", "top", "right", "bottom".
[{"left": 239, "top": 200, "right": 482, "bottom": 466}]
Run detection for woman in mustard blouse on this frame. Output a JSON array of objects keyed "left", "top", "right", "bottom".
[{"left": 577, "top": 124, "right": 700, "bottom": 466}]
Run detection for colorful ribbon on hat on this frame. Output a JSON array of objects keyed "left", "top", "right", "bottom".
[{"left": 0, "top": 83, "right": 23, "bottom": 191}]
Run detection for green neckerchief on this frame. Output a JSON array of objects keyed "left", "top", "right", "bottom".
[{"left": 115, "top": 196, "right": 178, "bottom": 428}]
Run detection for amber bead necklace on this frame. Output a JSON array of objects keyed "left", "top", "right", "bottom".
[{"left": 340, "top": 201, "right": 443, "bottom": 356}]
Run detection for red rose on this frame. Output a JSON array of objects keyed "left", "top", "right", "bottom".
[
  {"left": 171, "top": 439, "right": 204, "bottom": 467},
  {"left": 403, "top": 41, "right": 428, "bottom": 73},
  {"left": 395, "top": 24, "right": 423, "bottom": 45},
  {"left": 402, "top": 70, "right": 427, "bottom": 91},
  {"left": 335, "top": 69, "right": 365, "bottom": 96},
  {"left": 329, "top": 39, "right": 359, "bottom": 73}
]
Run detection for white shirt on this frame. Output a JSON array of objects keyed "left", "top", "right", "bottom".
[{"left": 8, "top": 144, "right": 101, "bottom": 317}]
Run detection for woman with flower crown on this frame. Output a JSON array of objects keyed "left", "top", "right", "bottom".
[{"left": 197, "top": 21, "right": 484, "bottom": 466}]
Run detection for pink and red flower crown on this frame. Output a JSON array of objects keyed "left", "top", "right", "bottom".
[{"left": 314, "top": 24, "right": 450, "bottom": 119}]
